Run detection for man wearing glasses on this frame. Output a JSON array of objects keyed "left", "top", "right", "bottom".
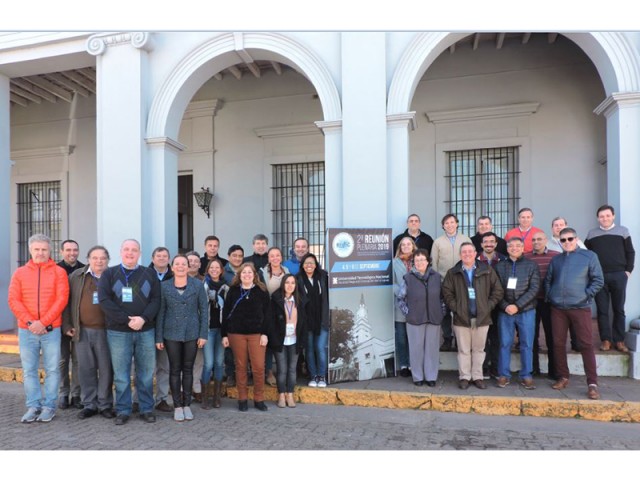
[{"left": 544, "top": 228, "right": 604, "bottom": 399}]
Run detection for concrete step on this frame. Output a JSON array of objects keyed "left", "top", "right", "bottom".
[
  {"left": 438, "top": 350, "right": 629, "bottom": 377},
  {"left": 0, "top": 330, "right": 18, "bottom": 355}
]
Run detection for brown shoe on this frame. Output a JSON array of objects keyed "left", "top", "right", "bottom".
[
  {"left": 277, "top": 393, "right": 286, "bottom": 408},
  {"left": 520, "top": 377, "right": 536, "bottom": 390},
  {"left": 473, "top": 379, "right": 487, "bottom": 389},
  {"left": 266, "top": 370, "right": 277, "bottom": 387},
  {"left": 212, "top": 380, "right": 222, "bottom": 409},
  {"left": 600, "top": 340, "right": 611, "bottom": 351},
  {"left": 587, "top": 384, "right": 600, "bottom": 400},
  {"left": 496, "top": 376, "right": 510, "bottom": 388},
  {"left": 458, "top": 379, "right": 470, "bottom": 390},
  {"left": 552, "top": 378, "right": 569, "bottom": 390},
  {"left": 155, "top": 400, "right": 172, "bottom": 412},
  {"left": 615, "top": 342, "right": 629, "bottom": 353}
]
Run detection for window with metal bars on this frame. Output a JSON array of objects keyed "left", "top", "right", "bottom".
[
  {"left": 16, "top": 181, "right": 62, "bottom": 266},
  {"left": 272, "top": 162, "right": 326, "bottom": 266},
  {"left": 445, "top": 147, "right": 520, "bottom": 238}
]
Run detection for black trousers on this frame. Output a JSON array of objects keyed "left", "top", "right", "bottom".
[{"left": 164, "top": 339, "right": 198, "bottom": 407}]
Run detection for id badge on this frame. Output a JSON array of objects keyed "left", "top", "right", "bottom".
[
  {"left": 507, "top": 277, "right": 518, "bottom": 289},
  {"left": 122, "top": 287, "right": 133, "bottom": 303},
  {"left": 468, "top": 287, "right": 476, "bottom": 299},
  {"left": 92, "top": 291, "right": 99, "bottom": 305}
]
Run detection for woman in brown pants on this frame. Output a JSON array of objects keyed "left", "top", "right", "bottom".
[{"left": 222, "top": 263, "right": 271, "bottom": 412}]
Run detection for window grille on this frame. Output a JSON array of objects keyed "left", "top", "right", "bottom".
[
  {"left": 17, "top": 181, "right": 62, "bottom": 266},
  {"left": 272, "top": 162, "right": 326, "bottom": 267},
  {"left": 445, "top": 147, "right": 519, "bottom": 237}
]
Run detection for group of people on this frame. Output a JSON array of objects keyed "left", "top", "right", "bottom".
[
  {"left": 8, "top": 203, "right": 634, "bottom": 425},
  {"left": 9, "top": 233, "right": 330, "bottom": 424},
  {"left": 393, "top": 206, "right": 634, "bottom": 400}
]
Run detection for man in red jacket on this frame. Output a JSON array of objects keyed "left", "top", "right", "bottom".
[{"left": 8, "top": 234, "right": 69, "bottom": 423}]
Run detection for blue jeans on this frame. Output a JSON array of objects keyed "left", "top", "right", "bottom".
[
  {"left": 498, "top": 309, "right": 535, "bottom": 380},
  {"left": 107, "top": 329, "right": 156, "bottom": 415},
  {"left": 394, "top": 321, "right": 410, "bottom": 369},
  {"left": 202, "top": 328, "right": 224, "bottom": 383},
  {"left": 19, "top": 327, "right": 61, "bottom": 410},
  {"left": 306, "top": 328, "right": 329, "bottom": 378}
]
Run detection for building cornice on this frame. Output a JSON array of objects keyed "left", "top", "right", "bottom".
[
  {"left": 387, "top": 111, "right": 416, "bottom": 131},
  {"left": 10, "top": 146, "right": 72, "bottom": 160},
  {"left": 426, "top": 102, "right": 540, "bottom": 124},
  {"left": 594, "top": 92, "right": 640, "bottom": 118},
  {"left": 145, "top": 137, "right": 186, "bottom": 153},
  {"left": 314, "top": 120, "right": 342, "bottom": 136},
  {"left": 183, "top": 99, "right": 221, "bottom": 119},
  {"left": 254, "top": 124, "right": 321, "bottom": 138}
]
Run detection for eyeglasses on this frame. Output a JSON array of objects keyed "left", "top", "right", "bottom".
[{"left": 559, "top": 237, "right": 576, "bottom": 243}]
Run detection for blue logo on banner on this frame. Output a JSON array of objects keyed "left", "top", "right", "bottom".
[{"left": 331, "top": 260, "right": 391, "bottom": 273}]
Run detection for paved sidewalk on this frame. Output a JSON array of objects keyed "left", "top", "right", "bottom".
[{"left": 2, "top": 352, "right": 638, "bottom": 423}]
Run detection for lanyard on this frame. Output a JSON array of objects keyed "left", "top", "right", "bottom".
[
  {"left": 463, "top": 266, "right": 474, "bottom": 287},
  {"left": 120, "top": 264, "right": 138, "bottom": 287},
  {"left": 520, "top": 228, "right": 532, "bottom": 244},
  {"left": 511, "top": 260, "right": 517, "bottom": 277},
  {"left": 226, "top": 287, "right": 251, "bottom": 320},
  {"left": 284, "top": 298, "right": 295, "bottom": 319}
]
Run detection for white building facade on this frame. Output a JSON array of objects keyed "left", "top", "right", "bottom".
[{"left": 1, "top": 31, "right": 639, "bottom": 334}]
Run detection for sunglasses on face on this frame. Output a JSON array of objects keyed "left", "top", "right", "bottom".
[{"left": 559, "top": 237, "right": 576, "bottom": 243}]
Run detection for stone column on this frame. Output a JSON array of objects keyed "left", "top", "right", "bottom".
[
  {"left": 87, "top": 32, "right": 153, "bottom": 261},
  {"left": 0, "top": 74, "right": 12, "bottom": 330},
  {"left": 315, "top": 120, "right": 343, "bottom": 228},
  {"left": 386, "top": 112, "right": 416, "bottom": 233},
  {"left": 340, "top": 32, "right": 388, "bottom": 227},
  {"left": 594, "top": 92, "right": 640, "bottom": 321}
]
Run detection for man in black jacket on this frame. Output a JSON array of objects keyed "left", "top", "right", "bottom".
[
  {"left": 494, "top": 237, "right": 540, "bottom": 389},
  {"left": 392, "top": 214, "right": 434, "bottom": 256}
]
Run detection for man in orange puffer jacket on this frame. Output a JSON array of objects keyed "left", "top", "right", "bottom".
[{"left": 8, "top": 233, "right": 70, "bottom": 423}]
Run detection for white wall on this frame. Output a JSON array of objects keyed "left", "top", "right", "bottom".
[{"left": 408, "top": 35, "right": 606, "bottom": 240}]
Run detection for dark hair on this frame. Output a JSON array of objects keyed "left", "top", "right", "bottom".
[
  {"left": 480, "top": 231, "right": 498, "bottom": 242},
  {"left": 186, "top": 250, "right": 201, "bottom": 258},
  {"left": 407, "top": 213, "right": 420, "bottom": 222},
  {"left": 596, "top": 204, "right": 615, "bottom": 216},
  {"left": 227, "top": 244, "right": 244, "bottom": 256},
  {"left": 506, "top": 237, "right": 524, "bottom": 245},
  {"left": 86, "top": 245, "right": 110, "bottom": 260},
  {"left": 413, "top": 248, "right": 431, "bottom": 264},
  {"left": 293, "top": 237, "right": 309, "bottom": 247},
  {"left": 60, "top": 239, "right": 79, "bottom": 250},
  {"left": 205, "top": 258, "right": 225, "bottom": 281},
  {"left": 441, "top": 213, "right": 458, "bottom": 226},
  {"left": 518, "top": 207, "right": 533, "bottom": 216},
  {"left": 204, "top": 235, "right": 220, "bottom": 245},
  {"left": 266, "top": 247, "right": 283, "bottom": 274},
  {"left": 230, "top": 262, "right": 267, "bottom": 291},
  {"left": 252, "top": 234, "right": 269, "bottom": 244},
  {"left": 171, "top": 254, "right": 189, "bottom": 266},
  {"left": 477, "top": 215, "right": 492, "bottom": 224},
  {"left": 152, "top": 246, "right": 170, "bottom": 258},
  {"left": 299, "top": 253, "right": 320, "bottom": 277},
  {"left": 279, "top": 273, "right": 300, "bottom": 304},
  {"left": 559, "top": 227, "right": 577, "bottom": 237}
]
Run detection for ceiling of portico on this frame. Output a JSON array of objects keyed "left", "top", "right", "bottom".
[{"left": 8, "top": 33, "right": 561, "bottom": 108}]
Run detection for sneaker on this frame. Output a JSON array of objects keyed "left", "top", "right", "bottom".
[
  {"left": 308, "top": 376, "right": 318, "bottom": 387},
  {"left": 183, "top": 406, "right": 194, "bottom": 421},
  {"left": 21, "top": 407, "right": 41, "bottom": 423},
  {"left": 496, "top": 376, "right": 510, "bottom": 388},
  {"left": 520, "top": 377, "right": 536, "bottom": 390},
  {"left": 36, "top": 407, "right": 56, "bottom": 423},
  {"left": 174, "top": 407, "right": 184, "bottom": 422},
  {"left": 317, "top": 376, "right": 327, "bottom": 388},
  {"left": 588, "top": 384, "right": 600, "bottom": 400}
]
